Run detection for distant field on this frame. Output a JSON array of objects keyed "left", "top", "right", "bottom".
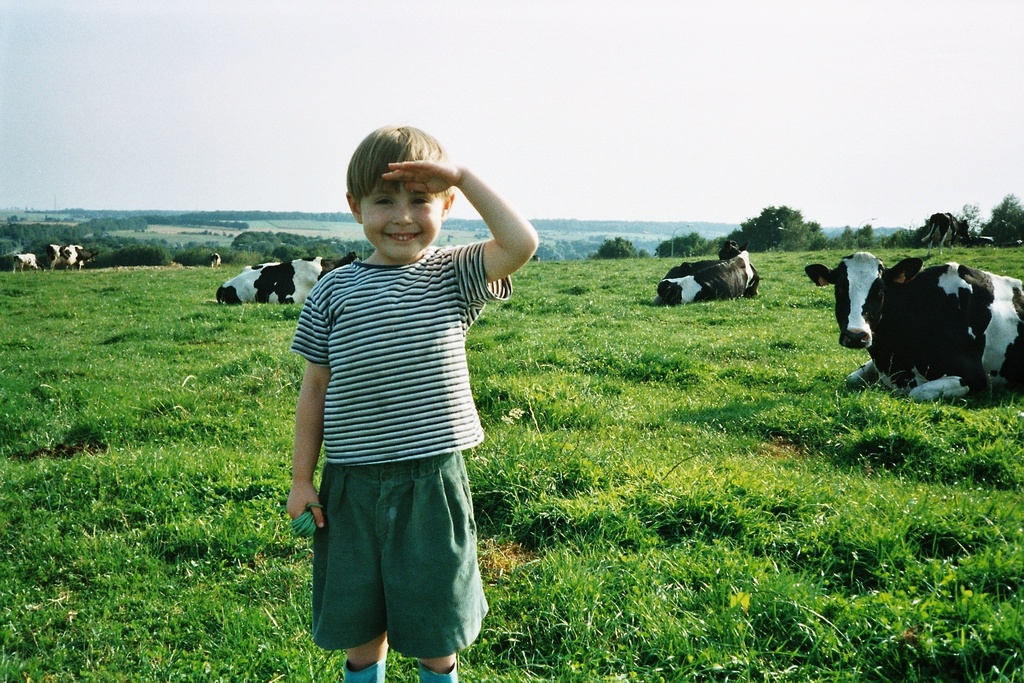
[
  {"left": 2, "top": 249, "right": 1023, "bottom": 681},
  {"left": 112, "top": 219, "right": 491, "bottom": 249}
]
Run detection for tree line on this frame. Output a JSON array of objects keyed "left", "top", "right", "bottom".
[
  {"left": 0, "top": 220, "right": 368, "bottom": 271},
  {"left": 593, "top": 194, "right": 1024, "bottom": 259},
  {"left": 6, "top": 195, "right": 1022, "bottom": 267}
]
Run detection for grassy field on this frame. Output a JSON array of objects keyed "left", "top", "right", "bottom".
[{"left": 1, "top": 248, "right": 1022, "bottom": 682}]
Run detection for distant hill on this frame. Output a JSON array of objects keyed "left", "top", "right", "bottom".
[
  {"left": 447, "top": 217, "right": 741, "bottom": 242},
  {"left": 11, "top": 208, "right": 906, "bottom": 244}
]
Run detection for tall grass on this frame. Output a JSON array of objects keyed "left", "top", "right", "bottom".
[{"left": 2, "top": 249, "right": 1022, "bottom": 681}]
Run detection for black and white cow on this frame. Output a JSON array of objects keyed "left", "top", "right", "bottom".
[
  {"left": 965, "top": 235, "right": 995, "bottom": 248},
  {"left": 922, "top": 212, "right": 969, "bottom": 256},
  {"left": 61, "top": 245, "right": 97, "bottom": 270},
  {"left": 210, "top": 252, "right": 222, "bottom": 268},
  {"left": 659, "top": 240, "right": 744, "bottom": 281},
  {"left": 655, "top": 245, "right": 759, "bottom": 306},
  {"left": 46, "top": 244, "right": 96, "bottom": 270},
  {"left": 216, "top": 253, "right": 358, "bottom": 304},
  {"left": 13, "top": 253, "right": 40, "bottom": 271},
  {"left": 805, "top": 251, "right": 1024, "bottom": 400},
  {"left": 46, "top": 244, "right": 63, "bottom": 269}
]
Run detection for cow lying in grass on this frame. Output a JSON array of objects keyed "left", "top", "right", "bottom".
[
  {"left": 806, "top": 251, "right": 1024, "bottom": 400},
  {"left": 216, "top": 253, "right": 358, "bottom": 304},
  {"left": 654, "top": 241, "right": 759, "bottom": 305}
]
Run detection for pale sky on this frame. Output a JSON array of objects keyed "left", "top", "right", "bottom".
[{"left": 2, "top": 0, "right": 1022, "bottom": 228}]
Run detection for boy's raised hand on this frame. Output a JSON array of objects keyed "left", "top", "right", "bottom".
[{"left": 382, "top": 160, "right": 463, "bottom": 194}]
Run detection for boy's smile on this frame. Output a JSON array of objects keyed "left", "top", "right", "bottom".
[{"left": 348, "top": 185, "right": 453, "bottom": 266}]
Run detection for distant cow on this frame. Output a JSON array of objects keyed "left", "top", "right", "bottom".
[
  {"left": 46, "top": 244, "right": 63, "bottom": 269},
  {"left": 659, "top": 240, "right": 745, "bottom": 281},
  {"left": 922, "top": 212, "right": 969, "bottom": 256},
  {"left": 655, "top": 246, "right": 759, "bottom": 305},
  {"left": 210, "top": 253, "right": 222, "bottom": 268},
  {"left": 13, "top": 253, "right": 40, "bottom": 272},
  {"left": 216, "top": 253, "right": 358, "bottom": 304},
  {"left": 46, "top": 244, "right": 96, "bottom": 270},
  {"left": 60, "top": 245, "right": 97, "bottom": 270},
  {"left": 805, "top": 251, "right": 1024, "bottom": 400},
  {"left": 965, "top": 235, "right": 995, "bottom": 247}
]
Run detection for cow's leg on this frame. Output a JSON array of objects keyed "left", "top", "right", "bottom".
[
  {"left": 846, "top": 361, "right": 880, "bottom": 389},
  {"left": 908, "top": 377, "right": 970, "bottom": 401}
]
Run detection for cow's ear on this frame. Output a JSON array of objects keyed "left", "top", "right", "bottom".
[
  {"left": 805, "top": 264, "right": 834, "bottom": 287},
  {"left": 886, "top": 258, "right": 923, "bottom": 285},
  {"left": 739, "top": 242, "right": 749, "bottom": 252}
]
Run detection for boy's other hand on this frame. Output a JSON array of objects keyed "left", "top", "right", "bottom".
[
  {"left": 383, "top": 161, "right": 463, "bottom": 194},
  {"left": 287, "top": 482, "right": 325, "bottom": 528}
]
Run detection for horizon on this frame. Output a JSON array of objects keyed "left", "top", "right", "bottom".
[{"left": 4, "top": 206, "right": 921, "bottom": 234}]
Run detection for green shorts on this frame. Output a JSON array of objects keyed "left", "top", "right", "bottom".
[{"left": 311, "top": 451, "right": 488, "bottom": 659}]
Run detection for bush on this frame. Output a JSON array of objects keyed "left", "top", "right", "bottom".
[
  {"left": 591, "top": 237, "right": 638, "bottom": 259},
  {"left": 92, "top": 245, "right": 171, "bottom": 268},
  {"left": 172, "top": 247, "right": 222, "bottom": 267}
]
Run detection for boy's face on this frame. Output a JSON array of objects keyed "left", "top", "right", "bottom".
[{"left": 348, "top": 184, "right": 453, "bottom": 266}]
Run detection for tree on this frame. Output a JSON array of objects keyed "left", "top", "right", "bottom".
[
  {"left": 961, "top": 203, "right": 982, "bottom": 234},
  {"left": 983, "top": 194, "right": 1024, "bottom": 244},
  {"left": 879, "top": 228, "right": 918, "bottom": 249},
  {"left": 856, "top": 223, "right": 874, "bottom": 248},
  {"left": 736, "top": 206, "right": 821, "bottom": 251},
  {"left": 592, "top": 237, "right": 638, "bottom": 259},
  {"left": 656, "top": 232, "right": 712, "bottom": 258}
]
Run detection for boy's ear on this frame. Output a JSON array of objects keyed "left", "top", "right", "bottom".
[
  {"left": 441, "top": 191, "right": 455, "bottom": 218},
  {"left": 346, "top": 193, "right": 362, "bottom": 223}
]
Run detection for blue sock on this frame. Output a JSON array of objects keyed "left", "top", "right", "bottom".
[
  {"left": 418, "top": 661, "right": 457, "bottom": 683},
  {"left": 344, "top": 658, "right": 385, "bottom": 683}
]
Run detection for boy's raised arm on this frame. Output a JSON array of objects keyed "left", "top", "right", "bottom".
[
  {"left": 384, "top": 161, "right": 539, "bottom": 282},
  {"left": 457, "top": 168, "right": 538, "bottom": 282}
]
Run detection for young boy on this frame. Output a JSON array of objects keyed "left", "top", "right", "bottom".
[{"left": 287, "top": 125, "right": 538, "bottom": 683}]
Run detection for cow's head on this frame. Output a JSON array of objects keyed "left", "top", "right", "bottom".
[
  {"left": 805, "top": 252, "right": 922, "bottom": 349},
  {"left": 954, "top": 219, "right": 971, "bottom": 244},
  {"left": 718, "top": 240, "right": 745, "bottom": 260},
  {"left": 656, "top": 278, "right": 684, "bottom": 305},
  {"left": 318, "top": 252, "right": 359, "bottom": 279}
]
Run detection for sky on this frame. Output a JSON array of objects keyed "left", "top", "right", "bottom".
[{"left": 1, "top": 0, "right": 1022, "bottom": 229}]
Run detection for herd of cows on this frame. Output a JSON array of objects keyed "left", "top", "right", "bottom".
[
  {"left": 13, "top": 244, "right": 97, "bottom": 271},
  {"left": 9, "top": 218, "right": 1024, "bottom": 401},
  {"left": 650, "top": 231, "right": 1023, "bottom": 401}
]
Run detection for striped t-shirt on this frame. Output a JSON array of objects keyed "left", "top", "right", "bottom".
[{"left": 291, "top": 242, "right": 511, "bottom": 465}]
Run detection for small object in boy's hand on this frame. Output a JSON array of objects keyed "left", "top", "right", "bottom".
[{"left": 291, "top": 503, "right": 323, "bottom": 537}]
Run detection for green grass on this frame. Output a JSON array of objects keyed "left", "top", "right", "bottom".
[{"left": 2, "top": 249, "right": 1023, "bottom": 681}]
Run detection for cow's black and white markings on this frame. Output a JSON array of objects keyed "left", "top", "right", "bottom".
[
  {"left": 210, "top": 253, "right": 221, "bottom": 268},
  {"left": 61, "top": 245, "right": 97, "bottom": 270},
  {"left": 216, "top": 253, "right": 358, "bottom": 304},
  {"left": 806, "top": 251, "right": 1024, "bottom": 400},
  {"left": 46, "top": 244, "right": 63, "bottom": 270},
  {"left": 922, "top": 212, "right": 969, "bottom": 256},
  {"left": 658, "top": 240, "right": 744, "bottom": 282},
  {"left": 46, "top": 244, "right": 96, "bottom": 270},
  {"left": 655, "top": 245, "right": 759, "bottom": 305},
  {"left": 13, "top": 253, "right": 40, "bottom": 271}
]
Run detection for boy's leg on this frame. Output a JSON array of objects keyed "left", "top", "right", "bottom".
[
  {"left": 345, "top": 633, "right": 388, "bottom": 682},
  {"left": 344, "top": 659, "right": 385, "bottom": 683},
  {"left": 418, "top": 655, "right": 457, "bottom": 682}
]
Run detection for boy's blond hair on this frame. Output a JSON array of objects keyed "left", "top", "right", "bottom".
[{"left": 346, "top": 125, "right": 452, "bottom": 202}]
